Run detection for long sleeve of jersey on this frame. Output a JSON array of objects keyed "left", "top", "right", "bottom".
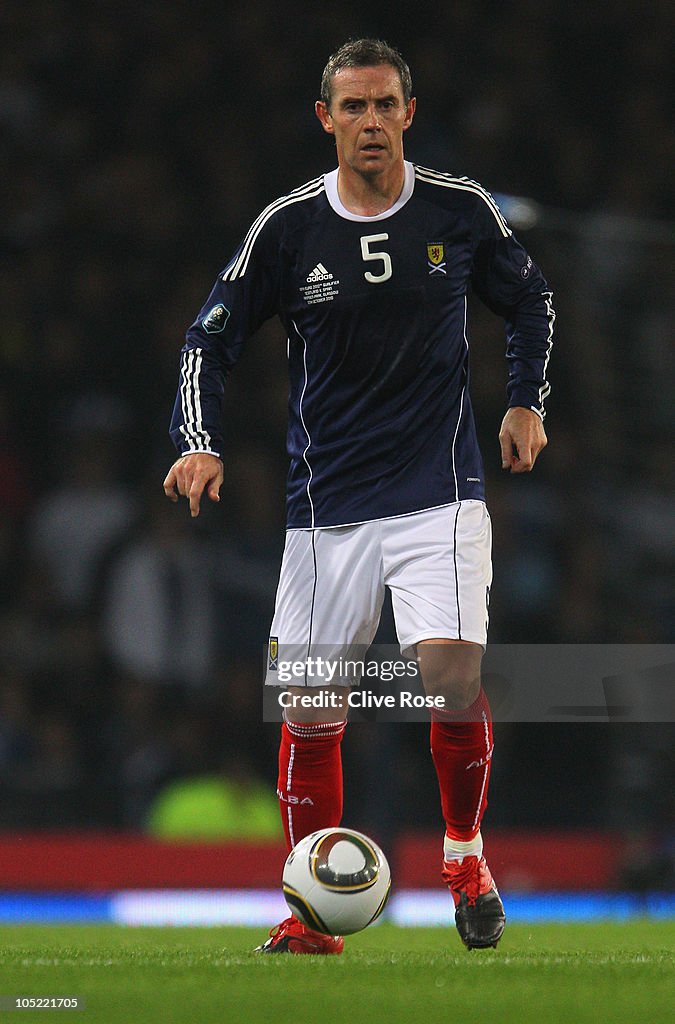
[
  {"left": 169, "top": 215, "right": 281, "bottom": 458},
  {"left": 470, "top": 201, "right": 554, "bottom": 418}
]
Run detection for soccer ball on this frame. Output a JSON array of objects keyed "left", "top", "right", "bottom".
[{"left": 282, "top": 827, "right": 391, "bottom": 935}]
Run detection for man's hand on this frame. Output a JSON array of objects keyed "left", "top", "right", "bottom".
[
  {"left": 163, "top": 453, "right": 224, "bottom": 517},
  {"left": 499, "top": 407, "right": 547, "bottom": 473}
]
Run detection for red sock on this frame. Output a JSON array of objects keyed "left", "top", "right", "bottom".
[
  {"left": 277, "top": 719, "right": 346, "bottom": 851},
  {"left": 430, "top": 687, "right": 493, "bottom": 841}
]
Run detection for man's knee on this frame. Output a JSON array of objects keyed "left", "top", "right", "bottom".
[
  {"left": 426, "top": 671, "right": 481, "bottom": 710},
  {"left": 281, "top": 685, "right": 349, "bottom": 723},
  {"left": 416, "top": 640, "right": 482, "bottom": 710}
]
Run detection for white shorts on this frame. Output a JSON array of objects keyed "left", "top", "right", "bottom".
[{"left": 267, "top": 501, "right": 492, "bottom": 686}]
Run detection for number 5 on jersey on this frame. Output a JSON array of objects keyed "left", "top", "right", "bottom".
[{"left": 360, "top": 233, "right": 392, "bottom": 284}]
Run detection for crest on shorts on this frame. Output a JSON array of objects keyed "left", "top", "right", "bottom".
[
  {"left": 427, "top": 243, "right": 446, "bottom": 275},
  {"left": 201, "top": 303, "right": 230, "bottom": 333},
  {"left": 268, "top": 636, "right": 279, "bottom": 671}
]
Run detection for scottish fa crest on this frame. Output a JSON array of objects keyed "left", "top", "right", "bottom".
[
  {"left": 427, "top": 243, "right": 446, "bottom": 275},
  {"left": 268, "top": 636, "right": 279, "bottom": 671}
]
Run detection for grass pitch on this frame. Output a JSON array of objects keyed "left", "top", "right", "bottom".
[{"left": 0, "top": 921, "right": 672, "bottom": 1024}]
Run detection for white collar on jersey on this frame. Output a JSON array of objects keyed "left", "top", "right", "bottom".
[{"left": 324, "top": 160, "right": 415, "bottom": 221}]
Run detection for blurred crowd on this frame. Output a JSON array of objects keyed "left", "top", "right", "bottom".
[{"left": 0, "top": 1, "right": 672, "bottom": 880}]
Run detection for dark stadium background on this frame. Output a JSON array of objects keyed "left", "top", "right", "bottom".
[{"left": 0, "top": 1, "right": 672, "bottom": 897}]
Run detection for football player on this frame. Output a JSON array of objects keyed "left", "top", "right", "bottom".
[{"left": 164, "top": 38, "right": 554, "bottom": 953}]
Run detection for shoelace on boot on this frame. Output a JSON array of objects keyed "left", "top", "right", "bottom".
[
  {"left": 446, "top": 858, "right": 483, "bottom": 906},
  {"left": 267, "top": 916, "right": 298, "bottom": 940}
]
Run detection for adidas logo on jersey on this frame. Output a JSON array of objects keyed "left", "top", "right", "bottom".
[{"left": 306, "top": 262, "right": 333, "bottom": 282}]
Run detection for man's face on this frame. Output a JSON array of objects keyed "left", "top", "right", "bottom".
[{"left": 315, "top": 64, "right": 415, "bottom": 179}]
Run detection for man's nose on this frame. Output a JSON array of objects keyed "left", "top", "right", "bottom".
[{"left": 365, "top": 105, "right": 381, "bottom": 130}]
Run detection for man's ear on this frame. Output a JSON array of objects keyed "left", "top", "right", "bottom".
[
  {"left": 315, "top": 100, "right": 335, "bottom": 135},
  {"left": 403, "top": 96, "right": 416, "bottom": 132}
]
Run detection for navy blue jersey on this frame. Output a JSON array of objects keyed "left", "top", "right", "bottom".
[{"left": 170, "top": 162, "right": 554, "bottom": 529}]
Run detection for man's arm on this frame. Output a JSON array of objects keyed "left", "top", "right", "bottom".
[
  {"left": 164, "top": 208, "right": 281, "bottom": 514},
  {"left": 470, "top": 200, "right": 555, "bottom": 471}
]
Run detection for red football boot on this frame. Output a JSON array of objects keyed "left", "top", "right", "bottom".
[
  {"left": 443, "top": 855, "right": 506, "bottom": 949},
  {"left": 254, "top": 916, "right": 344, "bottom": 955}
]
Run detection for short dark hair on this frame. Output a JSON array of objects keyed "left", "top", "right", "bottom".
[{"left": 320, "top": 38, "right": 413, "bottom": 109}]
